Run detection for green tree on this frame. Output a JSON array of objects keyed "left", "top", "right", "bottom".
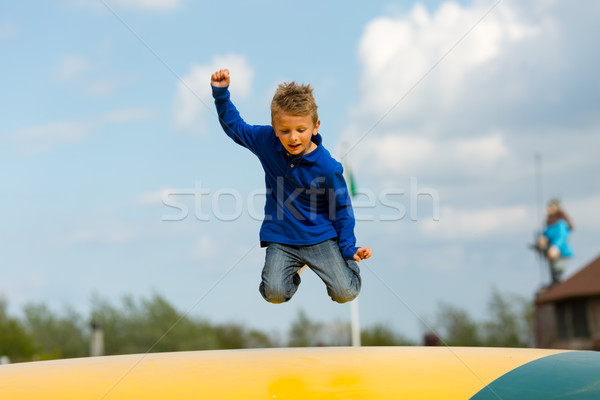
[
  {"left": 433, "top": 288, "right": 535, "bottom": 347},
  {"left": 288, "top": 310, "right": 323, "bottom": 347},
  {"left": 481, "top": 289, "right": 533, "bottom": 347},
  {"left": 23, "top": 303, "right": 88, "bottom": 360},
  {"left": 435, "top": 303, "right": 482, "bottom": 346},
  {"left": 91, "top": 294, "right": 221, "bottom": 354},
  {"left": 0, "top": 298, "right": 36, "bottom": 361},
  {"left": 91, "top": 293, "right": 276, "bottom": 354},
  {"left": 215, "top": 323, "right": 274, "bottom": 349},
  {"left": 361, "top": 323, "right": 415, "bottom": 346}
]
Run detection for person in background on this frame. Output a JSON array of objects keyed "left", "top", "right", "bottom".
[{"left": 537, "top": 198, "right": 574, "bottom": 285}]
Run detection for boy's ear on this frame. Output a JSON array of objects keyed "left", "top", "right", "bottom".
[{"left": 313, "top": 119, "right": 321, "bottom": 135}]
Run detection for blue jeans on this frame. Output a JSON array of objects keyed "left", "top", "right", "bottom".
[{"left": 259, "top": 239, "right": 361, "bottom": 304}]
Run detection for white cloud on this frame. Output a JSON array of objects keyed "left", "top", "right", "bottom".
[
  {"left": 7, "top": 121, "right": 92, "bottom": 154},
  {"left": 6, "top": 108, "right": 154, "bottom": 154},
  {"left": 356, "top": 1, "right": 540, "bottom": 122},
  {"left": 347, "top": 0, "right": 600, "bottom": 239},
  {"left": 354, "top": 131, "right": 509, "bottom": 177},
  {"left": 173, "top": 54, "right": 254, "bottom": 133},
  {"left": 354, "top": 133, "right": 434, "bottom": 174},
  {"left": 452, "top": 134, "right": 509, "bottom": 169},
  {"left": 133, "top": 186, "right": 176, "bottom": 206},
  {"left": 57, "top": 212, "right": 194, "bottom": 250},
  {"left": 84, "top": 78, "right": 119, "bottom": 96},
  {"left": 56, "top": 55, "right": 90, "bottom": 82},
  {"left": 420, "top": 204, "right": 529, "bottom": 240},
  {"left": 346, "top": 1, "right": 556, "bottom": 190},
  {"left": 55, "top": 54, "right": 118, "bottom": 97}
]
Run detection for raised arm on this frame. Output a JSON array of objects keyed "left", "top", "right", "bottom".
[
  {"left": 210, "top": 68, "right": 270, "bottom": 153},
  {"left": 211, "top": 69, "right": 230, "bottom": 88}
]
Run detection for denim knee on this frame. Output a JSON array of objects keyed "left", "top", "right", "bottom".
[
  {"left": 259, "top": 274, "right": 300, "bottom": 304},
  {"left": 260, "top": 284, "right": 289, "bottom": 304},
  {"left": 328, "top": 287, "right": 359, "bottom": 304}
]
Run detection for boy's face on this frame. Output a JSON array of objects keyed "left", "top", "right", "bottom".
[{"left": 272, "top": 112, "right": 320, "bottom": 157}]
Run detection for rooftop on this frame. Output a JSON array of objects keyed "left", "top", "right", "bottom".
[{"left": 536, "top": 254, "right": 600, "bottom": 304}]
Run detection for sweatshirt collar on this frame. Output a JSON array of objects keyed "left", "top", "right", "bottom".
[{"left": 276, "top": 133, "right": 323, "bottom": 164}]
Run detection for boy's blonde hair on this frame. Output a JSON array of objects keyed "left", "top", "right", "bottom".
[{"left": 270, "top": 81, "right": 319, "bottom": 124}]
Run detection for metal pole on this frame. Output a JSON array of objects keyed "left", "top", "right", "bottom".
[
  {"left": 342, "top": 148, "right": 360, "bottom": 347},
  {"left": 534, "top": 152, "right": 546, "bottom": 284},
  {"left": 90, "top": 321, "right": 104, "bottom": 357},
  {"left": 341, "top": 146, "right": 361, "bottom": 347},
  {"left": 535, "top": 153, "right": 544, "bottom": 230},
  {"left": 351, "top": 299, "right": 361, "bottom": 346}
]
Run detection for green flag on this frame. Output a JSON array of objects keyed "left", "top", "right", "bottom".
[{"left": 342, "top": 156, "right": 357, "bottom": 198}]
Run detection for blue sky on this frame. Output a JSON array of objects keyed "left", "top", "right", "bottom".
[{"left": 1, "top": 0, "right": 599, "bottom": 343}]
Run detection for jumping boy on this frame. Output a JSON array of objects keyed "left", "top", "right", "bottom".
[{"left": 211, "top": 69, "right": 371, "bottom": 304}]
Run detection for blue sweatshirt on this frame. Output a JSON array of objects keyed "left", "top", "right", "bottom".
[
  {"left": 212, "top": 86, "right": 358, "bottom": 260},
  {"left": 544, "top": 219, "right": 573, "bottom": 257}
]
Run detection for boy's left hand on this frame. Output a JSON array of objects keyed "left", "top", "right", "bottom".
[{"left": 353, "top": 247, "right": 372, "bottom": 262}]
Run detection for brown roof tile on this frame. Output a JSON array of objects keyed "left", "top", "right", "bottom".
[{"left": 536, "top": 254, "right": 600, "bottom": 304}]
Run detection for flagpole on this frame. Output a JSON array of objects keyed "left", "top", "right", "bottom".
[
  {"left": 342, "top": 145, "right": 361, "bottom": 347},
  {"left": 350, "top": 299, "right": 361, "bottom": 347}
]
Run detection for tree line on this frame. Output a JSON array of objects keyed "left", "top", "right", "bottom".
[{"left": 0, "top": 288, "right": 533, "bottom": 363}]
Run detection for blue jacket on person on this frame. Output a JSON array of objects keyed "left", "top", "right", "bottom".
[
  {"left": 212, "top": 86, "right": 358, "bottom": 260},
  {"left": 544, "top": 219, "right": 573, "bottom": 257}
]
